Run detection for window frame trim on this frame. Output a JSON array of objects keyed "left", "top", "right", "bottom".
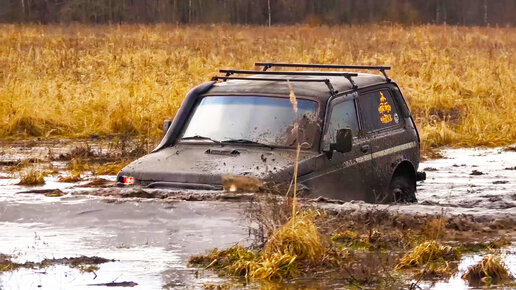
[{"left": 321, "top": 93, "right": 361, "bottom": 150}]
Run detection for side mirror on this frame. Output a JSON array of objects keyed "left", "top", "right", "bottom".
[
  {"left": 330, "top": 128, "right": 352, "bottom": 153},
  {"left": 163, "top": 120, "right": 172, "bottom": 136}
]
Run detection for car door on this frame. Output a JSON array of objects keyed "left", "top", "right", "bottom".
[
  {"left": 303, "top": 93, "right": 374, "bottom": 201},
  {"left": 357, "top": 86, "right": 413, "bottom": 201}
]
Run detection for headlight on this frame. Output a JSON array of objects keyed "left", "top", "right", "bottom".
[{"left": 122, "top": 176, "right": 135, "bottom": 184}]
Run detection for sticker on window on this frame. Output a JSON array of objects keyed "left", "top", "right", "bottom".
[{"left": 378, "top": 92, "right": 393, "bottom": 124}]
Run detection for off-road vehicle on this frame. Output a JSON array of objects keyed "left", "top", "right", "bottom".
[{"left": 117, "top": 63, "right": 425, "bottom": 203}]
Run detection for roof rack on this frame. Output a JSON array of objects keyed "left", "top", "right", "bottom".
[
  {"left": 210, "top": 63, "right": 391, "bottom": 95},
  {"left": 218, "top": 69, "right": 358, "bottom": 90},
  {"left": 213, "top": 69, "right": 358, "bottom": 92},
  {"left": 211, "top": 76, "right": 337, "bottom": 95},
  {"left": 255, "top": 62, "right": 391, "bottom": 82}
]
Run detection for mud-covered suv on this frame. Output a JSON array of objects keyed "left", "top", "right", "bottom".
[{"left": 118, "top": 62, "right": 425, "bottom": 203}]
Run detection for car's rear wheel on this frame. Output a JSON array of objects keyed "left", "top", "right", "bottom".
[{"left": 389, "top": 174, "right": 417, "bottom": 203}]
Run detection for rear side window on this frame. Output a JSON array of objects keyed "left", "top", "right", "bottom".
[
  {"left": 323, "top": 99, "right": 359, "bottom": 146},
  {"left": 358, "top": 89, "right": 400, "bottom": 132}
]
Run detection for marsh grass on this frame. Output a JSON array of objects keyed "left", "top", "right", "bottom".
[
  {"left": 65, "top": 157, "right": 129, "bottom": 177},
  {"left": 189, "top": 214, "right": 320, "bottom": 281},
  {"left": 17, "top": 167, "right": 45, "bottom": 185},
  {"left": 192, "top": 203, "right": 516, "bottom": 286},
  {"left": 59, "top": 173, "right": 82, "bottom": 183},
  {"left": 395, "top": 240, "right": 461, "bottom": 278},
  {"left": 0, "top": 254, "right": 111, "bottom": 273},
  {"left": 1, "top": 25, "right": 515, "bottom": 149},
  {"left": 93, "top": 160, "right": 131, "bottom": 175},
  {"left": 44, "top": 189, "right": 65, "bottom": 197},
  {"left": 0, "top": 254, "right": 21, "bottom": 272},
  {"left": 462, "top": 254, "right": 514, "bottom": 286},
  {"left": 68, "top": 158, "right": 90, "bottom": 176},
  {"left": 264, "top": 212, "right": 323, "bottom": 261}
]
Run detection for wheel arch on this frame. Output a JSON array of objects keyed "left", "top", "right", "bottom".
[{"left": 391, "top": 160, "right": 416, "bottom": 186}]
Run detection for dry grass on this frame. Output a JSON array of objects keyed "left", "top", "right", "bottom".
[
  {"left": 264, "top": 212, "right": 323, "bottom": 261},
  {"left": 17, "top": 168, "right": 45, "bottom": 185},
  {"left": 93, "top": 161, "right": 130, "bottom": 175},
  {"left": 189, "top": 213, "right": 321, "bottom": 281},
  {"left": 0, "top": 24, "right": 515, "bottom": 148},
  {"left": 395, "top": 240, "right": 462, "bottom": 279},
  {"left": 44, "top": 189, "right": 65, "bottom": 197},
  {"left": 59, "top": 173, "right": 82, "bottom": 183},
  {"left": 396, "top": 241, "right": 460, "bottom": 270},
  {"left": 191, "top": 203, "right": 516, "bottom": 286},
  {"left": 0, "top": 254, "right": 21, "bottom": 272},
  {"left": 462, "top": 254, "right": 514, "bottom": 286}
]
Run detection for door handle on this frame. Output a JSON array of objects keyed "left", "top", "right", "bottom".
[{"left": 360, "top": 145, "right": 370, "bottom": 153}]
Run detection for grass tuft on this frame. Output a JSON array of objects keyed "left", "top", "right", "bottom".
[
  {"left": 94, "top": 161, "right": 130, "bottom": 175},
  {"left": 248, "top": 252, "right": 299, "bottom": 280},
  {"left": 44, "top": 189, "right": 65, "bottom": 197},
  {"left": 17, "top": 168, "right": 45, "bottom": 186},
  {"left": 264, "top": 213, "right": 323, "bottom": 261},
  {"left": 395, "top": 240, "right": 460, "bottom": 270},
  {"left": 59, "top": 173, "right": 83, "bottom": 183},
  {"left": 68, "top": 158, "right": 90, "bottom": 176},
  {"left": 462, "top": 254, "right": 514, "bottom": 286},
  {"left": 0, "top": 254, "right": 21, "bottom": 272},
  {"left": 189, "top": 213, "right": 322, "bottom": 281}
]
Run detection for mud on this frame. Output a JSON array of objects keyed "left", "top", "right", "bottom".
[
  {"left": 1, "top": 255, "right": 114, "bottom": 271},
  {"left": 1, "top": 141, "right": 516, "bottom": 288}
]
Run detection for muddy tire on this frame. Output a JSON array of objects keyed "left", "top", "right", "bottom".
[{"left": 389, "top": 174, "right": 417, "bottom": 203}]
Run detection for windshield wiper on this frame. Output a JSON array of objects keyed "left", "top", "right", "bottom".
[
  {"left": 221, "top": 139, "right": 274, "bottom": 148},
  {"left": 181, "top": 135, "right": 221, "bottom": 144}
]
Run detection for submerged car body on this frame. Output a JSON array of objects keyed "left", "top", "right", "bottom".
[{"left": 118, "top": 63, "right": 425, "bottom": 202}]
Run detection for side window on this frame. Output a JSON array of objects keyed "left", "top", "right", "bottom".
[
  {"left": 358, "top": 89, "right": 400, "bottom": 132},
  {"left": 323, "top": 99, "right": 359, "bottom": 147}
]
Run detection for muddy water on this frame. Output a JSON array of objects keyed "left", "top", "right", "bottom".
[
  {"left": 1, "top": 143, "right": 516, "bottom": 289},
  {"left": 420, "top": 147, "right": 516, "bottom": 288},
  {"left": 418, "top": 147, "right": 516, "bottom": 212},
  {"left": 319, "top": 146, "right": 516, "bottom": 288},
  {"left": 0, "top": 188, "right": 252, "bottom": 289},
  {"left": 321, "top": 147, "right": 516, "bottom": 221}
]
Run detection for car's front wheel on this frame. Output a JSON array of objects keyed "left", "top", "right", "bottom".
[{"left": 389, "top": 174, "right": 417, "bottom": 203}]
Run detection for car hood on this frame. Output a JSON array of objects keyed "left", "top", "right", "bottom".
[{"left": 118, "top": 143, "right": 319, "bottom": 188}]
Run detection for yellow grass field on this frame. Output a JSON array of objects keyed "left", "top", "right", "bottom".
[{"left": 1, "top": 24, "right": 515, "bottom": 150}]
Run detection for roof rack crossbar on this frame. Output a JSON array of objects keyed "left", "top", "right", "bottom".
[
  {"left": 211, "top": 76, "right": 337, "bottom": 95},
  {"left": 256, "top": 62, "right": 390, "bottom": 70},
  {"left": 219, "top": 69, "right": 358, "bottom": 78},
  {"left": 255, "top": 62, "right": 391, "bottom": 82}
]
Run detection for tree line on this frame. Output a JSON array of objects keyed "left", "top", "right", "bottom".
[{"left": 1, "top": 0, "right": 515, "bottom": 26}]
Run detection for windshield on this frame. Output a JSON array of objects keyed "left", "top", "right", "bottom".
[{"left": 180, "top": 96, "right": 319, "bottom": 148}]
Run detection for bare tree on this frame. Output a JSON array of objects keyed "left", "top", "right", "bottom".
[
  {"left": 0, "top": 0, "right": 514, "bottom": 26},
  {"left": 267, "top": 0, "right": 271, "bottom": 26},
  {"left": 483, "top": 0, "right": 488, "bottom": 26}
]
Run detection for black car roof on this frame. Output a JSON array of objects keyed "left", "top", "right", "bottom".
[{"left": 207, "top": 72, "right": 388, "bottom": 102}]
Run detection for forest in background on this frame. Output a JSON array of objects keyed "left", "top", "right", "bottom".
[{"left": 1, "top": 0, "right": 516, "bottom": 26}]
